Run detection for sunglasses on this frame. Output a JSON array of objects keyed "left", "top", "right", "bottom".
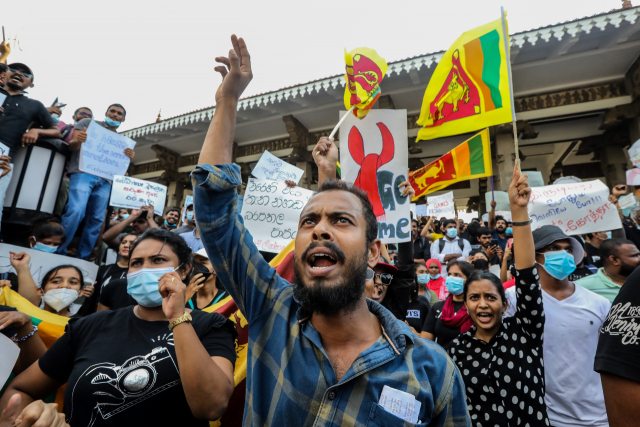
[
  {"left": 7, "top": 67, "right": 33, "bottom": 80},
  {"left": 366, "top": 268, "right": 393, "bottom": 285}
]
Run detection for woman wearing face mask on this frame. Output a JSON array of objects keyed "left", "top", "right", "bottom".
[
  {"left": 1, "top": 228, "right": 237, "bottom": 426},
  {"left": 185, "top": 249, "right": 228, "bottom": 310},
  {"left": 37, "top": 265, "right": 85, "bottom": 317},
  {"left": 28, "top": 217, "right": 66, "bottom": 254},
  {"left": 448, "top": 166, "right": 550, "bottom": 426},
  {"left": 419, "top": 261, "right": 474, "bottom": 349},
  {"left": 415, "top": 262, "right": 439, "bottom": 306},
  {"left": 423, "top": 259, "right": 448, "bottom": 301}
]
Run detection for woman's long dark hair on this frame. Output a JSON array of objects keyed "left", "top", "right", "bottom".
[
  {"left": 42, "top": 265, "right": 85, "bottom": 290},
  {"left": 462, "top": 271, "right": 506, "bottom": 303}
]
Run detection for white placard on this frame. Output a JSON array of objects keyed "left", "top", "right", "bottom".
[
  {"left": 528, "top": 180, "right": 622, "bottom": 235},
  {"left": 0, "top": 93, "right": 6, "bottom": 108},
  {"left": 426, "top": 192, "right": 455, "bottom": 217},
  {"left": 619, "top": 193, "right": 639, "bottom": 209},
  {"left": 79, "top": 121, "right": 136, "bottom": 181},
  {"left": 629, "top": 139, "right": 640, "bottom": 168},
  {"left": 553, "top": 176, "right": 582, "bottom": 185},
  {"left": 416, "top": 205, "right": 427, "bottom": 217},
  {"left": 110, "top": 175, "right": 167, "bottom": 216},
  {"left": 0, "top": 244, "right": 99, "bottom": 287},
  {"left": 410, "top": 203, "right": 417, "bottom": 218},
  {"left": 523, "top": 171, "right": 544, "bottom": 188},
  {"left": 251, "top": 151, "right": 305, "bottom": 184},
  {"left": 339, "top": 110, "right": 411, "bottom": 244},
  {"left": 240, "top": 178, "right": 314, "bottom": 253},
  {"left": 485, "top": 191, "right": 511, "bottom": 212},
  {"left": 0, "top": 333, "right": 19, "bottom": 387},
  {"left": 0, "top": 141, "right": 9, "bottom": 157},
  {"left": 626, "top": 168, "right": 640, "bottom": 185}
]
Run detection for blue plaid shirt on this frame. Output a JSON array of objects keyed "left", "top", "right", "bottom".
[{"left": 192, "top": 164, "right": 471, "bottom": 427}]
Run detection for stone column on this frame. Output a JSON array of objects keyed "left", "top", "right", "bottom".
[
  {"left": 283, "top": 114, "right": 314, "bottom": 189},
  {"left": 166, "top": 181, "right": 184, "bottom": 209},
  {"left": 600, "top": 136, "right": 630, "bottom": 188},
  {"left": 493, "top": 133, "right": 516, "bottom": 192}
]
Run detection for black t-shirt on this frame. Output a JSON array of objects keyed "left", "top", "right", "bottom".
[
  {"left": 99, "top": 279, "right": 136, "bottom": 310},
  {"left": 0, "top": 88, "right": 57, "bottom": 158},
  {"left": 412, "top": 237, "right": 430, "bottom": 261},
  {"left": 0, "top": 305, "right": 18, "bottom": 338},
  {"left": 568, "top": 265, "right": 594, "bottom": 282},
  {"left": 595, "top": 266, "right": 640, "bottom": 383},
  {"left": 79, "top": 264, "right": 129, "bottom": 316},
  {"left": 623, "top": 222, "right": 640, "bottom": 251},
  {"left": 38, "top": 307, "right": 237, "bottom": 427},
  {"left": 405, "top": 296, "right": 430, "bottom": 333},
  {"left": 422, "top": 299, "right": 465, "bottom": 349},
  {"left": 586, "top": 243, "right": 602, "bottom": 268}
]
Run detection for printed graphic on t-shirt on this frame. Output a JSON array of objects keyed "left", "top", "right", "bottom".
[
  {"left": 68, "top": 346, "right": 180, "bottom": 426},
  {"left": 601, "top": 302, "right": 640, "bottom": 345},
  {"left": 406, "top": 310, "right": 420, "bottom": 319}
]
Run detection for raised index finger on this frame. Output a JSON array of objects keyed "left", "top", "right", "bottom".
[{"left": 236, "top": 36, "right": 251, "bottom": 72}]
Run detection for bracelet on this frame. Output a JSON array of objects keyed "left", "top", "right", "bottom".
[
  {"left": 168, "top": 312, "right": 192, "bottom": 330},
  {"left": 511, "top": 219, "right": 532, "bottom": 226},
  {"left": 12, "top": 324, "right": 38, "bottom": 343}
]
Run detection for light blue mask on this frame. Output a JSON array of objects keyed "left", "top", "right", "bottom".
[
  {"left": 164, "top": 220, "right": 176, "bottom": 228},
  {"left": 417, "top": 274, "right": 429, "bottom": 285},
  {"left": 505, "top": 227, "right": 513, "bottom": 236},
  {"left": 446, "top": 228, "right": 458, "bottom": 238},
  {"left": 126, "top": 267, "right": 174, "bottom": 307},
  {"left": 539, "top": 250, "right": 576, "bottom": 280},
  {"left": 446, "top": 276, "right": 465, "bottom": 295},
  {"left": 605, "top": 231, "right": 612, "bottom": 239},
  {"left": 121, "top": 214, "right": 129, "bottom": 219},
  {"left": 32, "top": 240, "right": 58, "bottom": 253},
  {"left": 104, "top": 116, "right": 121, "bottom": 128},
  {"left": 186, "top": 211, "right": 194, "bottom": 221},
  {"left": 429, "top": 274, "right": 441, "bottom": 280}
]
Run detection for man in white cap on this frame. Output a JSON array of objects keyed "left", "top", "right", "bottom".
[{"left": 505, "top": 225, "right": 611, "bottom": 427}]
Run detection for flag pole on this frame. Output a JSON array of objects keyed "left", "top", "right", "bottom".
[
  {"left": 501, "top": 6, "right": 520, "bottom": 172},
  {"left": 490, "top": 176, "right": 495, "bottom": 201},
  {"left": 329, "top": 106, "right": 356, "bottom": 139}
]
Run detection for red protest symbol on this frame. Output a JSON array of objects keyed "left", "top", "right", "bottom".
[{"left": 348, "top": 122, "right": 395, "bottom": 220}]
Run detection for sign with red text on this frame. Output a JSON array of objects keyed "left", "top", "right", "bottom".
[
  {"left": 426, "top": 191, "right": 455, "bottom": 217},
  {"left": 339, "top": 109, "right": 410, "bottom": 244},
  {"left": 110, "top": 175, "right": 167, "bottom": 215},
  {"left": 528, "top": 180, "right": 621, "bottom": 235},
  {"left": 240, "top": 177, "right": 314, "bottom": 253}
]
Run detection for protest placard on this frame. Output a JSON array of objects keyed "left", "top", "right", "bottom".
[
  {"left": 410, "top": 203, "right": 417, "bottom": 218},
  {"left": 0, "top": 243, "right": 98, "bottom": 286},
  {"left": 416, "top": 205, "right": 427, "bottom": 217},
  {"left": 627, "top": 168, "right": 640, "bottom": 185},
  {"left": 528, "top": 180, "right": 621, "bottom": 235},
  {"left": 485, "top": 191, "right": 510, "bottom": 211},
  {"left": 240, "top": 178, "right": 314, "bottom": 253},
  {"left": 427, "top": 192, "right": 455, "bottom": 217},
  {"left": 523, "top": 171, "right": 544, "bottom": 188},
  {"left": 629, "top": 139, "right": 640, "bottom": 168},
  {"left": 79, "top": 121, "right": 136, "bottom": 181},
  {"left": 0, "top": 141, "right": 9, "bottom": 157},
  {"left": 110, "top": 176, "right": 167, "bottom": 215},
  {"left": 252, "top": 151, "right": 305, "bottom": 184},
  {"left": 619, "top": 193, "right": 639, "bottom": 210},
  {"left": 339, "top": 109, "right": 411, "bottom": 244}
]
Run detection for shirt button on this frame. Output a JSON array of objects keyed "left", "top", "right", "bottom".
[{"left": 328, "top": 391, "right": 336, "bottom": 400}]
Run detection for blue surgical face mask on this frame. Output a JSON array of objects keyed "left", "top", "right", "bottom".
[
  {"left": 121, "top": 214, "right": 129, "bottom": 219},
  {"left": 417, "top": 274, "right": 429, "bottom": 285},
  {"left": 104, "top": 116, "right": 121, "bottom": 128},
  {"left": 164, "top": 220, "right": 176, "bottom": 228},
  {"left": 538, "top": 250, "right": 576, "bottom": 280},
  {"left": 605, "top": 231, "right": 612, "bottom": 239},
  {"left": 31, "top": 237, "right": 58, "bottom": 253},
  {"left": 446, "top": 276, "right": 465, "bottom": 295},
  {"left": 429, "top": 274, "right": 441, "bottom": 280},
  {"left": 505, "top": 227, "right": 513, "bottom": 236},
  {"left": 126, "top": 267, "right": 175, "bottom": 307},
  {"left": 446, "top": 228, "right": 458, "bottom": 238},
  {"left": 186, "top": 211, "right": 194, "bottom": 221}
]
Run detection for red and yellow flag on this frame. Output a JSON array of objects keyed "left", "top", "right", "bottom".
[
  {"left": 416, "top": 17, "right": 513, "bottom": 141},
  {"left": 344, "top": 47, "right": 388, "bottom": 119},
  {"left": 410, "top": 129, "right": 492, "bottom": 199}
]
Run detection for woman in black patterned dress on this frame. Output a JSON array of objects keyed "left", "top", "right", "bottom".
[{"left": 448, "top": 165, "right": 549, "bottom": 427}]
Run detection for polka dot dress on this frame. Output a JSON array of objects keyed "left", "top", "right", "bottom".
[{"left": 448, "top": 267, "right": 549, "bottom": 426}]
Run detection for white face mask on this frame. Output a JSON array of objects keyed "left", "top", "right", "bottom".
[{"left": 43, "top": 288, "right": 79, "bottom": 312}]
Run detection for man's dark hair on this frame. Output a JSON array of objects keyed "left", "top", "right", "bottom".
[
  {"left": 74, "top": 107, "right": 93, "bottom": 116},
  {"left": 477, "top": 226, "right": 492, "bottom": 237},
  {"left": 471, "top": 218, "right": 479, "bottom": 222},
  {"left": 600, "top": 238, "right": 636, "bottom": 267},
  {"left": 495, "top": 215, "right": 507, "bottom": 225},
  {"left": 467, "top": 221, "right": 480, "bottom": 237},
  {"left": 30, "top": 215, "right": 66, "bottom": 245},
  {"left": 411, "top": 219, "right": 419, "bottom": 226},
  {"left": 166, "top": 208, "right": 180, "bottom": 216},
  {"left": 314, "top": 179, "right": 378, "bottom": 246},
  {"left": 441, "top": 218, "right": 457, "bottom": 228},
  {"left": 0, "top": 63, "right": 6, "bottom": 74},
  {"left": 107, "top": 103, "right": 127, "bottom": 117}
]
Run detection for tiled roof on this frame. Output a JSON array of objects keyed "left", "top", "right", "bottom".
[{"left": 123, "top": 6, "right": 640, "bottom": 139}]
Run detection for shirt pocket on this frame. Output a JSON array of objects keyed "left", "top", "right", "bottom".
[{"left": 365, "top": 403, "right": 429, "bottom": 427}]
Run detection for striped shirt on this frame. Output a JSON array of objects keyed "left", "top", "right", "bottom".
[{"left": 192, "top": 163, "right": 471, "bottom": 427}]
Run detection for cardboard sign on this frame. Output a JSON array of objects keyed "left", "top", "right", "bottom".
[
  {"left": 627, "top": 168, "right": 640, "bottom": 186},
  {"left": 0, "top": 244, "right": 98, "bottom": 287},
  {"left": 427, "top": 191, "right": 455, "bottom": 217},
  {"left": 410, "top": 203, "right": 417, "bottom": 218},
  {"left": 523, "top": 171, "right": 544, "bottom": 188},
  {"left": 485, "top": 191, "right": 510, "bottom": 212},
  {"left": 629, "top": 139, "right": 640, "bottom": 168},
  {"left": 80, "top": 121, "right": 136, "bottom": 181},
  {"left": 416, "top": 205, "right": 428, "bottom": 217},
  {"left": 528, "top": 180, "right": 621, "bottom": 235},
  {"left": 339, "top": 109, "right": 411, "bottom": 244},
  {"left": 252, "top": 151, "right": 305, "bottom": 184},
  {"left": 240, "top": 178, "right": 314, "bottom": 253},
  {"left": 619, "top": 193, "right": 639, "bottom": 210},
  {"left": 0, "top": 333, "right": 19, "bottom": 387},
  {"left": 0, "top": 141, "right": 9, "bottom": 157},
  {"left": 110, "top": 176, "right": 167, "bottom": 215}
]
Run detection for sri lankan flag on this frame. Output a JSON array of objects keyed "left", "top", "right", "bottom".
[
  {"left": 344, "top": 47, "right": 388, "bottom": 119},
  {"left": 416, "top": 17, "right": 513, "bottom": 141},
  {"left": 409, "top": 129, "right": 492, "bottom": 199}
]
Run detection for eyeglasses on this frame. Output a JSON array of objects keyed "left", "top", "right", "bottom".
[
  {"left": 7, "top": 67, "right": 33, "bottom": 80},
  {"left": 77, "top": 112, "right": 93, "bottom": 118},
  {"left": 366, "top": 268, "right": 393, "bottom": 285}
]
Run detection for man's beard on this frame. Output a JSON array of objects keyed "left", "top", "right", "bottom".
[
  {"left": 292, "top": 242, "right": 368, "bottom": 317},
  {"left": 5, "top": 80, "right": 21, "bottom": 90},
  {"left": 497, "top": 225, "right": 505, "bottom": 232},
  {"left": 619, "top": 260, "right": 639, "bottom": 277}
]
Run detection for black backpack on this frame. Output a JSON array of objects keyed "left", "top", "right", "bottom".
[{"left": 439, "top": 237, "right": 465, "bottom": 253}]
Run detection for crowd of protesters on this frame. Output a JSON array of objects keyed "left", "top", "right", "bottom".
[{"left": 1, "top": 35, "right": 640, "bottom": 427}]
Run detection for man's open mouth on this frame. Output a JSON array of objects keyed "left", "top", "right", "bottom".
[{"left": 309, "top": 253, "right": 337, "bottom": 269}]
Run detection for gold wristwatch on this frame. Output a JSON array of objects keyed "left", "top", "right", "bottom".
[{"left": 168, "top": 312, "right": 192, "bottom": 330}]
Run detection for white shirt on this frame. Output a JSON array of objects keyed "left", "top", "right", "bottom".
[
  {"left": 505, "top": 282, "right": 611, "bottom": 427},
  {"left": 429, "top": 236, "right": 470, "bottom": 264}
]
